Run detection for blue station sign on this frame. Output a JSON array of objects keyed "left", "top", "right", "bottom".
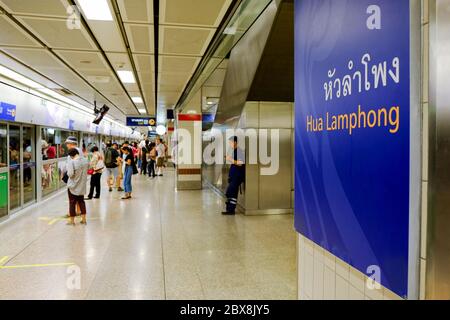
[
  {"left": 294, "top": 0, "right": 410, "bottom": 297},
  {"left": 126, "top": 116, "right": 156, "bottom": 127}
]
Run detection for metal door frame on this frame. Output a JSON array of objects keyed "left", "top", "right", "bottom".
[
  {"left": 0, "top": 121, "right": 9, "bottom": 221},
  {"left": 9, "top": 123, "right": 37, "bottom": 215},
  {"left": 8, "top": 123, "right": 21, "bottom": 215},
  {"left": 21, "top": 124, "right": 36, "bottom": 209}
]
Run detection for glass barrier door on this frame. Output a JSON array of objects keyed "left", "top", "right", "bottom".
[
  {"left": 22, "top": 126, "right": 36, "bottom": 206},
  {"left": 9, "top": 125, "right": 21, "bottom": 212},
  {"left": 0, "top": 123, "right": 8, "bottom": 218}
]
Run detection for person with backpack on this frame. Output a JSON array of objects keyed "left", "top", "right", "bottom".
[{"left": 104, "top": 142, "right": 120, "bottom": 192}]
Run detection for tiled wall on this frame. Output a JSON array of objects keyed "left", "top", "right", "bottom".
[{"left": 297, "top": 234, "right": 403, "bottom": 300}]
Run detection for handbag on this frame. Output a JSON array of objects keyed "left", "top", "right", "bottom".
[
  {"left": 62, "top": 172, "right": 69, "bottom": 184},
  {"left": 87, "top": 168, "right": 95, "bottom": 175}
]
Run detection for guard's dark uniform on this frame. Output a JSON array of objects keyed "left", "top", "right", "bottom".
[{"left": 225, "top": 147, "right": 245, "bottom": 214}]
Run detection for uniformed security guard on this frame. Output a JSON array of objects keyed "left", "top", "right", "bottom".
[{"left": 222, "top": 136, "right": 245, "bottom": 215}]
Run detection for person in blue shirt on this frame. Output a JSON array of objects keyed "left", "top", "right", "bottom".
[{"left": 222, "top": 136, "right": 245, "bottom": 215}]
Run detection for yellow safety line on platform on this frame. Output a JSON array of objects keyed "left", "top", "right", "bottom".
[
  {"left": 0, "top": 256, "right": 9, "bottom": 266},
  {"left": 0, "top": 262, "right": 75, "bottom": 270},
  {"left": 48, "top": 218, "right": 63, "bottom": 225}
]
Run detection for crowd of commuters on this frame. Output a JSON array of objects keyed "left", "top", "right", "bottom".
[{"left": 61, "top": 136, "right": 171, "bottom": 226}]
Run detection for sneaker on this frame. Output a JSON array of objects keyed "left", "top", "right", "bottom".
[
  {"left": 109, "top": 187, "right": 113, "bottom": 192},
  {"left": 118, "top": 187, "right": 124, "bottom": 192}
]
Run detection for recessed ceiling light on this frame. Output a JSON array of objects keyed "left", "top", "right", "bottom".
[
  {"left": 132, "top": 97, "right": 143, "bottom": 104},
  {"left": 138, "top": 109, "right": 146, "bottom": 114},
  {"left": 117, "top": 70, "right": 135, "bottom": 84},
  {"left": 77, "top": 0, "right": 113, "bottom": 21}
]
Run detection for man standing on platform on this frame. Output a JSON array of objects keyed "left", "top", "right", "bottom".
[{"left": 222, "top": 136, "right": 245, "bottom": 215}]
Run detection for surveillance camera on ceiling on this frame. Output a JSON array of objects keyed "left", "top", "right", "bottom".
[{"left": 92, "top": 101, "right": 110, "bottom": 125}]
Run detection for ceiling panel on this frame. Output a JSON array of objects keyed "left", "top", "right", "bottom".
[
  {"left": 125, "top": 24, "right": 154, "bottom": 54},
  {"left": 17, "top": 16, "right": 97, "bottom": 50},
  {"left": 159, "top": 55, "right": 199, "bottom": 74},
  {"left": 161, "top": 0, "right": 231, "bottom": 27},
  {"left": 137, "top": 71, "right": 153, "bottom": 86},
  {"left": 118, "top": 0, "right": 153, "bottom": 24},
  {"left": 133, "top": 53, "right": 154, "bottom": 73},
  {"left": 1, "top": 47, "right": 66, "bottom": 71},
  {"left": 84, "top": 20, "right": 127, "bottom": 53},
  {"left": 158, "top": 83, "right": 184, "bottom": 93},
  {"left": 0, "top": 15, "right": 42, "bottom": 48},
  {"left": 0, "top": 0, "right": 69, "bottom": 18},
  {"left": 54, "top": 50, "right": 109, "bottom": 73},
  {"left": 105, "top": 52, "right": 133, "bottom": 70},
  {"left": 160, "top": 26, "right": 213, "bottom": 56}
]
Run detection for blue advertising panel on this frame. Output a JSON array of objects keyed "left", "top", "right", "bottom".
[
  {"left": 295, "top": 0, "right": 410, "bottom": 297},
  {"left": 0, "top": 102, "right": 17, "bottom": 121},
  {"left": 126, "top": 117, "right": 156, "bottom": 127}
]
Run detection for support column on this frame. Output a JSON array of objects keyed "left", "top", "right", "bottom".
[{"left": 175, "top": 90, "right": 202, "bottom": 190}]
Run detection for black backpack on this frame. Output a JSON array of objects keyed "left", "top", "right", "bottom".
[{"left": 105, "top": 148, "right": 114, "bottom": 167}]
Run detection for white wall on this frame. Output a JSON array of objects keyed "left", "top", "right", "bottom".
[
  {"left": 0, "top": 82, "right": 138, "bottom": 139},
  {"left": 298, "top": 233, "right": 403, "bottom": 300}
]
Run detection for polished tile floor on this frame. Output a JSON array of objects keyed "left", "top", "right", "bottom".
[{"left": 0, "top": 170, "right": 297, "bottom": 300}]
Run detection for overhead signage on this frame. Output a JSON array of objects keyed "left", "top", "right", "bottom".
[
  {"left": 0, "top": 102, "right": 17, "bottom": 121},
  {"left": 126, "top": 116, "right": 156, "bottom": 127},
  {"left": 294, "top": 0, "right": 410, "bottom": 297}
]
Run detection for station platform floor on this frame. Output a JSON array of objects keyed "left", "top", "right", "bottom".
[{"left": 0, "top": 170, "right": 297, "bottom": 300}]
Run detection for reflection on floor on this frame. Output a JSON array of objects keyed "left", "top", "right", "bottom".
[{"left": 0, "top": 169, "right": 297, "bottom": 300}]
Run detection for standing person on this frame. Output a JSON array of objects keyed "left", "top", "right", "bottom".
[
  {"left": 222, "top": 136, "right": 246, "bottom": 216},
  {"left": 147, "top": 142, "right": 157, "bottom": 178},
  {"left": 63, "top": 136, "right": 84, "bottom": 218},
  {"left": 116, "top": 141, "right": 129, "bottom": 192},
  {"left": 140, "top": 140, "right": 149, "bottom": 175},
  {"left": 121, "top": 146, "right": 136, "bottom": 200},
  {"left": 155, "top": 138, "right": 166, "bottom": 177},
  {"left": 132, "top": 142, "right": 139, "bottom": 164},
  {"left": 104, "top": 142, "right": 120, "bottom": 192},
  {"left": 86, "top": 146, "right": 104, "bottom": 200},
  {"left": 66, "top": 148, "right": 89, "bottom": 225}
]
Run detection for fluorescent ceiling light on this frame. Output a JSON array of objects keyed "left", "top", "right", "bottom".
[
  {"left": 132, "top": 97, "right": 143, "bottom": 104},
  {"left": 224, "top": 26, "right": 237, "bottom": 35},
  {"left": 77, "top": 0, "right": 113, "bottom": 21},
  {"left": 117, "top": 70, "right": 136, "bottom": 84},
  {"left": 138, "top": 109, "right": 146, "bottom": 114},
  {"left": 0, "top": 65, "right": 133, "bottom": 132},
  {"left": 0, "top": 65, "right": 44, "bottom": 89}
]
